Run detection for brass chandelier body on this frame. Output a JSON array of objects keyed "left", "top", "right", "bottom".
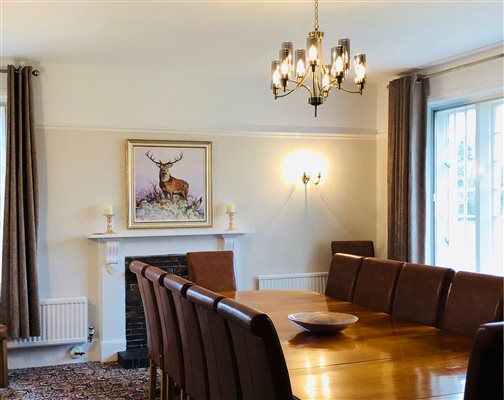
[{"left": 271, "top": 0, "right": 367, "bottom": 117}]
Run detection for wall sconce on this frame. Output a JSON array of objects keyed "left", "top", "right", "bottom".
[
  {"left": 281, "top": 150, "right": 327, "bottom": 185},
  {"left": 302, "top": 171, "right": 321, "bottom": 185}
]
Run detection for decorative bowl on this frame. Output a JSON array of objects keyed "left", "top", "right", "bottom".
[{"left": 287, "top": 311, "right": 358, "bottom": 333}]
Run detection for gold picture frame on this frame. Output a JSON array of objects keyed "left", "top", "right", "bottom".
[{"left": 126, "top": 139, "right": 212, "bottom": 229}]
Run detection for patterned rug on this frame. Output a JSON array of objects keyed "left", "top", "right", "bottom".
[{"left": 0, "top": 362, "right": 152, "bottom": 399}]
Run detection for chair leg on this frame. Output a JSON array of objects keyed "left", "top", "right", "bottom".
[
  {"left": 160, "top": 371, "right": 168, "bottom": 400},
  {"left": 0, "top": 339, "right": 7, "bottom": 388},
  {"left": 165, "top": 374, "right": 175, "bottom": 400},
  {"left": 148, "top": 359, "right": 157, "bottom": 400}
]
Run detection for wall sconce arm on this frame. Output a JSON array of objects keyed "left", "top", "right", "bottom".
[{"left": 302, "top": 171, "right": 322, "bottom": 185}]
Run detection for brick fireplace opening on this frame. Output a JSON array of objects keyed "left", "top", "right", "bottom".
[{"left": 118, "top": 254, "right": 188, "bottom": 369}]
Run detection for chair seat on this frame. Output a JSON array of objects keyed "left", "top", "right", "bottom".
[{"left": 0, "top": 325, "right": 7, "bottom": 340}]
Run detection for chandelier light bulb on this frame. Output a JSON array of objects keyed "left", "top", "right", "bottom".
[
  {"left": 335, "top": 57, "right": 344, "bottom": 73},
  {"left": 272, "top": 69, "right": 281, "bottom": 86},
  {"left": 322, "top": 71, "right": 330, "bottom": 89},
  {"left": 296, "top": 59, "right": 306, "bottom": 77},
  {"left": 308, "top": 45, "right": 318, "bottom": 63},
  {"left": 355, "top": 64, "right": 365, "bottom": 81},
  {"left": 281, "top": 59, "right": 290, "bottom": 76}
]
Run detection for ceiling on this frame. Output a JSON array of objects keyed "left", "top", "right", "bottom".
[{"left": 2, "top": 1, "right": 503, "bottom": 83}]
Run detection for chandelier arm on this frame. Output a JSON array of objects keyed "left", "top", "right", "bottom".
[
  {"left": 338, "top": 86, "right": 363, "bottom": 95},
  {"left": 274, "top": 89, "right": 299, "bottom": 99},
  {"left": 287, "top": 79, "right": 313, "bottom": 95},
  {"left": 275, "top": 83, "right": 313, "bottom": 98},
  {"left": 326, "top": 76, "right": 362, "bottom": 95}
]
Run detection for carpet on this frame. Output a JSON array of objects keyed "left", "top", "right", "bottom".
[{"left": 0, "top": 362, "right": 152, "bottom": 399}]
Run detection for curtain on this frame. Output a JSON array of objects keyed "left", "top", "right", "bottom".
[
  {"left": 0, "top": 65, "right": 40, "bottom": 338},
  {"left": 387, "top": 74, "right": 429, "bottom": 263}
]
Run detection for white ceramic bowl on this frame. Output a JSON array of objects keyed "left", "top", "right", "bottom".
[{"left": 288, "top": 311, "right": 358, "bottom": 333}]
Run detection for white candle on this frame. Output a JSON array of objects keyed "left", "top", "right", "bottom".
[
  {"left": 226, "top": 202, "right": 235, "bottom": 213},
  {"left": 104, "top": 204, "right": 114, "bottom": 215}
]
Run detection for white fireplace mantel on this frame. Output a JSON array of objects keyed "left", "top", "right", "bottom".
[
  {"left": 86, "top": 228, "right": 253, "bottom": 361},
  {"left": 87, "top": 229, "right": 253, "bottom": 274}
]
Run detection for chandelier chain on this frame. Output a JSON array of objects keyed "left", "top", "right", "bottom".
[{"left": 314, "top": 0, "right": 319, "bottom": 31}]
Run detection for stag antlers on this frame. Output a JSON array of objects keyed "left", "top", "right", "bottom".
[{"left": 145, "top": 151, "right": 183, "bottom": 166}]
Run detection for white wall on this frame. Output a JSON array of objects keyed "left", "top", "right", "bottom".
[
  {"left": 374, "top": 46, "right": 504, "bottom": 261},
  {"left": 33, "top": 62, "right": 378, "bottom": 132},
  {"left": 9, "top": 61, "right": 378, "bottom": 368}
]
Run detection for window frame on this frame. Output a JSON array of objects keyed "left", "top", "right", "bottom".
[{"left": 428, "top": 89, "right": 503, "bottom": 272}]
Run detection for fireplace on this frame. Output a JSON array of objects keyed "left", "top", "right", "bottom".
[
  {"left": 86, "top": 229, "right": 252, "bottom": 363},
  {"left": 118, "top": 254, "right": 188, "bottom": 369}
]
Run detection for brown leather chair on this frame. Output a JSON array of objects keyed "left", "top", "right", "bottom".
[
  {"left": 217, "top": 297, "right": 296, "bottom": 400},
  {"left": 0, "top": 324, "right": 7, "bottom": 388},
  {"left": 130, "top": 261, "right": 165, "bottom": 400},
  {"left": 330, "top": 240, "right": 375, "bottom": 257},
  {"left": 187, "top": 251, "right": 236, "bottom": 292},
  {"left": 325, "top": 253, "right": 364, "bottom": 301},
  {"left": 164, "top": 274, "right": 209, "bottom": 400},
  {"left": 464, "top": 322, "right": 503, "bottom": 400},
  {"left": 145, "top": 267, "right": 185, "bottom": 400},
  {"left": 442, "top": 271, "right": 503, "bottom": 336},
  {"left": 353, "top": 258, "right": 404, "bottom": 313},
  {"left": 186, "top": 286, "right": 241, "bottom": 399},
  {"left": 391, "top": 263, "right": 455, "bottom": 326}
]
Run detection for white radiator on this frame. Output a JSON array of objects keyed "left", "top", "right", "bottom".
[
  {"left": 8, "top": 296, "right": 88, "bottom": 348},
  {"left": 258, "top": 272, "right": 328, "bottom": 294}
]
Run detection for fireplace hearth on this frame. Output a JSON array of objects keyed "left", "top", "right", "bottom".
[{"left": 118, "top": 254, "right": 188, "bottom": 369}]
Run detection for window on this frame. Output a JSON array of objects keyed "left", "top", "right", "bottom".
[{"left": 433, "top": 98, "right": 503, "bottom": 275}]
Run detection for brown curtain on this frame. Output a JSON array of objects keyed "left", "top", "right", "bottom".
[
  {"left": 0, "top": 65, "right": 40, "bottom": 338},
  {"left": 387, "top": 74, "right": 429, "bottom": 263}
]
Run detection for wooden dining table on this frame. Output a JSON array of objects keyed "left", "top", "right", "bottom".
[{"left": 221, "top": 290, "right": 473, "bottom": 400}]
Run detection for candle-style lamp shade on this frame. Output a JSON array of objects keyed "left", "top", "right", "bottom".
[{"left": 226, "top": 202, "right": 235, "bottom": 213}]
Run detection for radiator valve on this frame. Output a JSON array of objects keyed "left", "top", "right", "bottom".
[
  {"left": 88, "top": 326, "right": 95, "bottom": 343},
  {"left": 70, "top": 345, "right": 85, "bottom": 359}
]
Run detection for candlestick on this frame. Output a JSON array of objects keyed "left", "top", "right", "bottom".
[
  {"left": 104, "top": 214, "right": 115, "bottom": 234},
  {"left": 226, "top": 211, "right": 237, "bottom": 231}
]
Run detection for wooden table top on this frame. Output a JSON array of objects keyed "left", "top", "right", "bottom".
[{"left": 221, "top": 290, "right": 472, "bottom": 400}]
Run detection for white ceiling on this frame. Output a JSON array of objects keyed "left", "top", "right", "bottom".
[{"left": 2, "top": 1, "right": 503, "bottom": 83}]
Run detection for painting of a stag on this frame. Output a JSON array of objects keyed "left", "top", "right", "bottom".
[{"left": 127, "top": 139, "right": 212, "bottom": 228}]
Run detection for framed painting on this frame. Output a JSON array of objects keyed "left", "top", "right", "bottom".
[{"left": 127, "top": 139, "right": 212, "bottom": 228}]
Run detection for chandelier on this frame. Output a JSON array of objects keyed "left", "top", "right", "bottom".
[{"left": 270, "top": 0, "right": 367, "bottom": 117}]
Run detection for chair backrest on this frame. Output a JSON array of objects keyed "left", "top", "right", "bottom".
[
  {"left": 217, "top": 297, "right": 293, "bottom": 400},
  {"left": 391, "top": 263, "right": 455, "bottom": 326},
  {"left": 464, "top": 322, "right": 503, "bottom": 400},
  {"left": 163, "top": 274, "right": 209, "bottom": 400},
  {"left": 186, "top": 286, "right": 241, "bottom": 400},
  {"left": 144, "top": 267, "right": 184, "bottom": 389},
  {"left": 353, "top": 258, "right": 404, "bottom": 313},
  {"left": 187, "top": 251, "right": 236, "bottom": 292},
  {"left": 443, "top": 271, "right": 503, "bottom": 336},
  {"left": 129, "top": 261, "right": 162, "bottom": 367},
  {"left": 325, "top": 253, "right": 364, "bottom": 301},
  {"left": 330, "top": 240, "right": 375, "bottom": 257}
]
